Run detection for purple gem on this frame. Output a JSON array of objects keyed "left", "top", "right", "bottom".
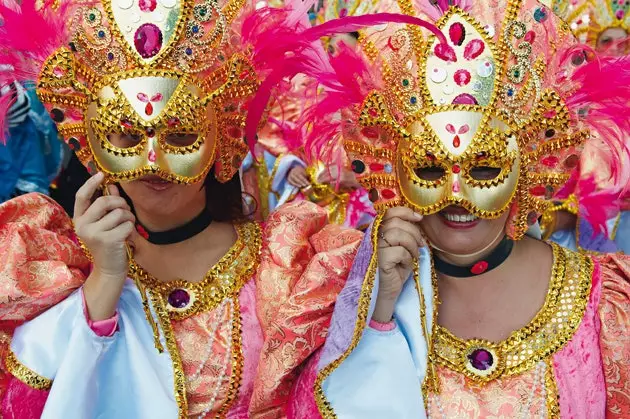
[
  {"left": 167, "top": 289, "right": 190, "bottom": 309},
  {"left": 134, "top": 23, "right": 163, "bottom": 59},
  {"left": 468, "top": 348, "right": 494, "bottom": 371}
]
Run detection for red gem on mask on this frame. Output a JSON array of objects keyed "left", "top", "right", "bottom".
[
  {"left": 148, "top": 149, "right": 157, "bottom": 163},
  {"left": 452, "top": 164, "right": 461, "bottom": 174},
  {"left": 464, "top": 39, "right": 485, "bottom": 60},
  {"left": 146, "top": 127, "right": 155, "bottom": 137},
  {"left": 449, "top": 22, "right": 465, "bottom": 46},
  {"left": 167, "top": 117, "right": 180, "bottom": 127},
  {"left": 530, "top": 185, "right": 546, "bottom": 196},
  {"left": 453, "top": 135, "right": 461, "bottom": 148},
  {"left": 368, "top": 108, "right": 378, "bottom": 118},
  {"left": 381, "top": 189, "right": 396, "bottom": 199},
  {"left": 361, "top": 127, "right": 379, "bottom": 139},
  {"left": 524, "top": 30, "right": 536, "bottom": 44},
  {"left": 471, "top": 261, "right": 489, "bottom": 275},
  {"left": 434, "top": 43, "right": 457, "bottom": 62},
  {"left": 145, "top": 102, "right": 154, "bottom": 116},
  {"left": 120, "top": 119, "right": 133, "bottom": 129},
  {"left": 454, "top": 69, "right": 471, "bottom": 86},
  {"left": 139, "top": 0, "right": 157, "bottom": 12},
  {"left": 370, "top": 163, "right": 384, "bottom": 171}
]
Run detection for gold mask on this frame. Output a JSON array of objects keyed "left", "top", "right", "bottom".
[
  {"left": 37, "top": 0, "right": 259, "bottom": 184},
  {"left": 344, "top": 2, "right": 589, "bottom": 239}
]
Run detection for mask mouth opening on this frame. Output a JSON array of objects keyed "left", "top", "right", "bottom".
[{"left": 438, "top": 205, "right": 480, "bottom": 224}]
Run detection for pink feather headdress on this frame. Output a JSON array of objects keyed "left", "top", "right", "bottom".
[{"left": 284, "top": 0, "right": 630, "bottom": 238}]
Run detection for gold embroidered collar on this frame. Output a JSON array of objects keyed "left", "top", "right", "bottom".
[
  {"left": 434, "top": 244, "right": 593, "bottom": 383},
  {"left": 129, "top": 222, "right": 262, "bottom": 321}
]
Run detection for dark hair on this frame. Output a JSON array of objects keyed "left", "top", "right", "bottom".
[
  {"left": 348, "top": 31, "right": 360, "bottom": 40},
  {"left": 204, "top": 170, "right": 247, "bottom": 222}
]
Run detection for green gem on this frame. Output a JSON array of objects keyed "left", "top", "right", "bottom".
[
  {"left": 200, "top": 8, "right": 207, "bottom": 15},
  {"left": 402, "top": 79, "right": 410, "bottom": 87},
  {"left": 89, "top": 13, "right": 95, "bottom": 21}
]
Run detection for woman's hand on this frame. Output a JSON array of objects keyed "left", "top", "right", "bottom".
[
  {"left": 287, "top": 166, "right": 310, "bottom": 189},
  {"left": 372, "top": 207, "right": 426, "bottom": 323},
  {"left": 74, "top": 172, "right": 136, "bottom": 321}
]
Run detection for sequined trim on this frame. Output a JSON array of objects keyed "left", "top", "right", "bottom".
[
  {"left": 4, "top": 350, "right": 53, "bottom": 391},
  {"left": 148, "top": 290, "right": 189, "bottom": 418},
  {"left": 434, "top": 244, "right": 593, "bottom": 384},
  {"left": 313, "top": 213, "right": 384, "bottom": 418},
  {"left": 544, "top": 357, "right": 560, "bottom": 418},
  {"left": 132, "top": 222, "right": 262, "bottom": 320},
  {"left": 214, "top": 296, "right": 244, "bottom": 417}
]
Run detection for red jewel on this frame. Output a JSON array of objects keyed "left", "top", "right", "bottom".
[
  {"left": 471, "top": 261, "right": 489, "bottom": 275},
  {"left": 530, "top": 185, "right": 546, "bottom": 196},
  {"left": 167, "top": 117, "right": 180, "bottom": 127},
  {"left": 120, "top": 119, "right": 133, "bottom": 129},
  {"left": 361, "top": 127, "right": 379, "bottom": 139},
  {"left": 136, "top": 224, "right": 149, "bottom": 239},
  {"left": 452, "top": 164, "right": 461, "bottom": 174},
  {"left": 228, "top": 126, "right": 243, "bottom": 138},
  {"left": 381, "top": 189, "right": 396, "bottom": 199},
  {"left": 145, "top": 102, "right": 154, "bottom": 116},
  {"left": 453, "top": 135, "right": 461, "bottom": 148},
  {"left": 239, "top": 70, "right": 250, "bottom": 80},
  {"left": 368, "top": 108, "right": 378, "bottom": 118},
  {"left": 370, "top": 163, "right": 384, "bottom": 171}
]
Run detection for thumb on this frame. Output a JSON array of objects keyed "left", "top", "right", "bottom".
[{"left": 107, "top": 184, "right": 121, "bottom": 197}]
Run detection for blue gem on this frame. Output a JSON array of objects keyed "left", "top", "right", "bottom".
[
  {"left": 192, "top": 25, "right": 199, "bottom": 34},
  {"left": 185, "top": 47, "right": 193, "bottom": 56},
  {"left": 534, "top": 7, "right": 548, "bottom": 22},
  {"left": 507, "top": 88, "right": 514, "bottom": 97},
  {"left": 384, "top": 163, "right": 393, "bottom": 174},
  {"left": 410, "top": 96, "right": 418, "bottom": 105},
  {"left": 107, "top": 52, "right": 114, "bottom": 60},
  {"left": 98, "top": 30, "right": 105, "bottom": 38}
]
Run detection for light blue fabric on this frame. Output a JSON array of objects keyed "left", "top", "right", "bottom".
[
  {"left": 11, "top": 281, "right": 180, "bottom": 419},
  {"left": 0, "top": 84, "right": 63, "bottom": 202},
  {"left": 322, "top": 247, "right": 434, "bottom": 418},
  {"left": 270, "top": 154, "right": 305, "bottom": 209}
]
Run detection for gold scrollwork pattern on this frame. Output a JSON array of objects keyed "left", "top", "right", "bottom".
[{"left": 4, "top": 351, "right": 53, "bottom": 391}]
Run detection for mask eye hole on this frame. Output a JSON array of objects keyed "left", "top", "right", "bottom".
[
  {"left": 415, "top": 166, "right": 446, "bottom": 181},
  {"left": 107, "top": 133, "right": 142, "bottom": 148},
  {"left": 165, "top": 133, "right": 198, "bottom": 147},
  {"left": 470, "top": 166, "right": 502, "bottom": 181}
]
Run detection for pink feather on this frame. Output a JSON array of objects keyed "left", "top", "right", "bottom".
[
  {"left": 243, "top": 9, "right": 448, "bottom": 151},
  {"left": 413, "top": 0, "right": 473, "bottom": 21},
  {"left": 0, "top": 0, "right": 77, "bottom": 84},
  {"left": 575, "top": 176, "right": 621, "bottom": 237}
]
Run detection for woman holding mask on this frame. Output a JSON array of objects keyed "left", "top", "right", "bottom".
[
  {"left": 0, "top": 1, "right": 363, "bottom": 417},
  {"left": 289, "top": 1, "right": 630, "bottom": 417}
]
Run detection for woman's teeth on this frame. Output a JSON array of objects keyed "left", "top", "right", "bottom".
[{"left": 443, "top": 213, "right": 479, "bottom": 223}]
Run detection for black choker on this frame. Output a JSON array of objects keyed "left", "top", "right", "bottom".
[
  {"left": 433, "top": 236, "right": 514, "bottom": 277},
  {"left": 135, "top": 209, "right": 213, "bottom": 245}
]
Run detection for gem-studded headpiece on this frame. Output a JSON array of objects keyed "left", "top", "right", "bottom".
[
  {"left": 300, "top": 0, "right": 630, "bottom": 239},
  {"left": 0, "top": 0, "right": 287, "bottom": 184},
  {"left": 553, "top": 0, "right": 630, "bottom": 53}
]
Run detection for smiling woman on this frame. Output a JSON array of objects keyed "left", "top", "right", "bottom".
[
  {"left": 286, "top": 1, "right": 630, "bottom": 418},
  {"left": 0, "top": 1, "right": 364, "bottom": 418}
]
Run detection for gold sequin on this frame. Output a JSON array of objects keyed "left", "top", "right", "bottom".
[
  {"left": 434, "top": 244, "right": 593, "bottom": 384},
  {"left": 4, "top": 350, "right": 53, "bottom": 391}
]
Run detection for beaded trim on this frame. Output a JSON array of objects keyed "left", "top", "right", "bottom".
[
  {"left": 4, "top": 350, "right": 53, "bottom": 391},
  {"left": 313, "top": 213, "right": 385, "bottom": 418},
  {"left": 131, "top": 222, "right": 261, "bottom": 321},
  {"left": 434, "top": 244, "right": 593, "bottom": 385}
]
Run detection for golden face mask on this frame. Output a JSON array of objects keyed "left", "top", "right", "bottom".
[
  {"left": 344, "top": 2, "right": 589, "bottom": 239},
  {"left": 37, "top": 0, "right": 259, "bottom": 184}
]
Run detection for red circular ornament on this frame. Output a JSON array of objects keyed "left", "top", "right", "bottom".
[{"left": 470, "top": 261, "right": 489, "bottom": 275}]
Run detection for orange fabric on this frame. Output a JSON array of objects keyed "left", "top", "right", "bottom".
[
  {"left": 428, "top": 366, "right": 546, "bottom": 418},
  {"left": 0, "top": 194, "right": 89, "bottom": 326},
  {"left": 250, "top": 200, "right": 362, "bottom": 418},
  {"left": 0, "top": 193, "right": 89, "bottom": 403},
  {"left": 597, "top": 254, "right": 630, "bottom": 418}
]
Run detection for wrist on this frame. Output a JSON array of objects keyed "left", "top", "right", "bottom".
[{"left": 372, "top": 296, "right": 396, "bottom": 323}]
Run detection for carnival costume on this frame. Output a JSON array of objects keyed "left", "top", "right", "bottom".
[
  {"left": 0, "top": 0, "right": 367, "bottom": 417},
  {"left": 284, "top": 0, "right": 630, "bottom": 417}
]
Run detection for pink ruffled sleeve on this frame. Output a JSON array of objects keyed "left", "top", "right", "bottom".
[
  {"left": 250, "top": 200, "right": 362, "bottom": 418},
  {"left": 0, "top": 193, "right": 90, "bottom": 414},
  {"left": 597, "top": 254, "right": 630, "bottom": 418}
]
